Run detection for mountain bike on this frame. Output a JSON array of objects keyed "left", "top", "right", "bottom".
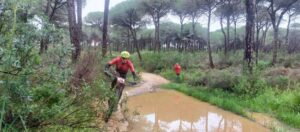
[{"left": 103, "top": 69, "right": 136, "bottom": 122}]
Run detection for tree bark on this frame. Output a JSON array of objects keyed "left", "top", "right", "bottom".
[
  {"left": 234, "top": 19, "right": 237, "bottom": 52},
  {"left": 262, "top": 22, "right": 269, "bottom": 47},
  {"left": 285, "top": 13, "right": 292, "bottom": 46},
  {"left": 220, "top": 16, "right": 227, "bottom": 57},
  {"left": 179, "top": 16, "right": 184, "bottom": 52},
  {"left": 67, "top": 0, "right": 81, "bottom": 62},
  {"left": 157, "top": 17, "right": 161, "bottom": 52},
  {"left": 76, "top": 0, "right": 83, "bottom": 42},
  {"left": 207, "top": 9, "right": 214, "bottom": 68},
  {"left": 102, "top": 0, "right": 110, "bottom": 57},
  {"left": 226, "top": 15, "right": 230, "bottom": 54},
  {"left": 268, "top": 0, "right": 298, "bottom": 64},
  {"left": 272, "top": 27, "right": 279, "bottom": 64},
  {"left": 130, "top": 29, "right": 142, "bottom": 61},
  {"left": 244, "top": 0, "right": 255, "bottom": 73},
  {"left": 255, "top": 27, "right": 260, "bottom": 64}
]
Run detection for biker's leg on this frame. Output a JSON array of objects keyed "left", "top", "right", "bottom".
[
  {"left": 108, "top": 77, "right": 117, "bottom": 108},
  {"left": 105, "top": 77, "right": 118, "bottom": 122},
  {"left": 111, "top": 77, "right": 117, "bottom": 89},
  {"left": 106, "top": 73, "right": 127, "bottom": 119},
  {"left": 116, "top": 83, "right": 125, "bottom": 102},
  {"left": 118, "top": 73, "right": 126, "bottom": 100}
]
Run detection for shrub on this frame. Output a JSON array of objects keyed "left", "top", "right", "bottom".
[
  {"left": 283, "top": 59, "right": 293, "bottom": 68},
  {"left": 233, "top": 74, "right": 268, "bottom": 96},
  {"left": 133, "top": 51, "right": 207, "bottom": 72},
  {"left": 265, "top": 75, "right": 290, "bottom": 90},
  {"left": 186, "top": 70, "right": 238, "bottom": 91}
]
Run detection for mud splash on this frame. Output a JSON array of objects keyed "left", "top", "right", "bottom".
[{"left": 127, "top": 90, "right": 269, "bottom": 132}]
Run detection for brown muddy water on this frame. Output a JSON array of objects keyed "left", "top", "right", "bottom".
[{"left": 127, "top": 89, "right": 269, "bottom": 132}]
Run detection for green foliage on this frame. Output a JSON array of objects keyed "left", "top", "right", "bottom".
[
  {"left": 0, "top": 1, "right": 109, "bottom": 130},
  {"left": 136, "top": 51, "right": 206, "bottom": 72},
  {"left": 233, "top": 74, "right": 267, "bottom": 96},
  {"left": 205, "top": 70, "right": 238, "bottom": 90},
  {"left": 84, "top": 11, "right": 103, "bottom": 27},
  {"left": 265, "top": 75, "right": 290, "bottom": 90},
  {"left": 162, "top": 83, "right": 246, "bottom": 116},
  {"left": 162, "top": 83, "right": 300, "bottom": 128},
  {"left": 110, "top": 0, "right": 144, "bottom": 28}
]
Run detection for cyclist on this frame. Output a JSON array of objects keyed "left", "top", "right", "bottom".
[
  {"left": 104, "top": 51, "right": 137, "bottom": 89},
  {"left": 104, "top": 51, "right": 137, "bottom": 122},
  {"left": 173, "top": 63, "right": 181, "bottom": 78}
]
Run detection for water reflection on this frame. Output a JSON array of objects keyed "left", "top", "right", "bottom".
[{"left": 128, "top": 90, "right": 268, "bottom": 132}]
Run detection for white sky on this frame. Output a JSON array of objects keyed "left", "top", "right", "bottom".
[{"left": 83, "top": 0, "right": 126, "bottom": 17}]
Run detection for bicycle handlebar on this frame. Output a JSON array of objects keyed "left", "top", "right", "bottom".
[{"left": 104, "top": 69, "right": 138, "bottom": 86}]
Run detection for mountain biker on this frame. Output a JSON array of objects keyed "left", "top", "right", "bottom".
[
  {"left": 174, "top": 63, "right": 181, "bottom": 81},
  {"left": 104, "top": 51, "right": 137, "bottom": 122},
  {"left": 104, "top": 51, "right": 137, "bottom": 92},
  {"left": 174, "top": 63, "right": 181, "bottom": 77}
]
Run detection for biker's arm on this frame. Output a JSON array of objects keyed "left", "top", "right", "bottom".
[
  {"left": 127, "top": 60, "right": 137, "bottom": 81},
  {"left": 105, "top": 64, "right": 111, "bottom": 71},
  {"left": 105, "top": 57, "right": 120, "bottom": 71}
]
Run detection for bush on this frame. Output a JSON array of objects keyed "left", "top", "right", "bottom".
[
  {"left": 233, "top": 74, "right": 268, "bottom": 96},
  {"left": 186, "top": 69, "right": 238, "bottom": 91},
  {"left": 132, "top": 51, "right": 207, "bottom": 72},
  {"left": 265, "top": 75, "right": 290, "bottom": 90},
  {"left": 0, "top": 2, "right": 109, "bottom": 130},
  {"left": 206, "top": 70, "right": 238, "bottom": 90}
]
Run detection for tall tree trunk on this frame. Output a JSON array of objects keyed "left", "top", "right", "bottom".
[
  {"left": 179, "top": 16, "right": 184, "bottom": 52},
  {"left": 234, "top": 20, "right": 237, "bottom": 52},
  {"left": 262, "top": 22, "right": 269, "bottom": 47},
  {"left": 127, "top": 29, "right": 131, "bottom": 52},
  {"left": 245, "top": 0, "right": 255, "bottom": 73},
  {"left": 130, "top": 29, "right": 142, "bottom": 62},
  {"left": 39, "top": 0, "right": 52, "bottom": 54},
  {"left": 207, "top": 9, "right": 214, "bottom": 68},
  {"left": 285, "top": 14, "right": 292, "bottom": 46},
  {"left": 192, "top": 14, "right": 196, "bottom": 50},
  {"left": 67, "top": 0, "right": 81, "bottom": 62},
  {"left": 220, "top": 16, "right": 227, "bottom": 57},
  {"left": 272, "top": 27, "right": 279, "bottom": 64},
  {"left": 255, "top": 27, "right": 260, "bottom": 64},
  {"left": 157, "top": 17, "right": 161, "bottom": 52},
  {"left": 192, "top": 16, "right": 196, "bottom": 37},
  {"left": 45, "top": 0, "right": 51, "bottom": 16},
  {"left": 226, "top": 15, "right": 230, "bottom": 54},
  {"left": 76, "top": 0, "right": 82, "bottom": 42},
  {"left": 154, "top": 23, "right": 158, "bottom": 52},
  {"left": 102, "top": 0, "right": 110, "bottom": 57}
]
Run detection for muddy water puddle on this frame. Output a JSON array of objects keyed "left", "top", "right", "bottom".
[{"left": 127, "top": 89, "right": 269, "bottom": 132}]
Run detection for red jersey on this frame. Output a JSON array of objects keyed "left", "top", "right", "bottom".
[
  {"left": 173, "top": 64, "right": 181, "bottom": 74},
  {"left": 109, "top": 57, "right": 135, "bottom": 74}
]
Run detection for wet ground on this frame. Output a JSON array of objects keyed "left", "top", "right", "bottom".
[
  {"left": 127, "top": 90, "right": 269, "bottom": 132},
  {"left": 125, "top": 73, "right": 269, "bottom": 132}
]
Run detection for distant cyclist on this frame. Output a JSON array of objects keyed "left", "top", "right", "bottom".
[{"left": 173, "top": 63, "right": 181, "bottom": 77}]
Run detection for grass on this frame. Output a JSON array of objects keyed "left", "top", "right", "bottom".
[
  {"left": 161, "top": 83, "right": 247, "bottom": 116},
  {"left": 161, "top": 83, "right": 300, "bottom": 128},
  {"left": 130, "top": 50, "right": 300, "bottom": 128}
]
